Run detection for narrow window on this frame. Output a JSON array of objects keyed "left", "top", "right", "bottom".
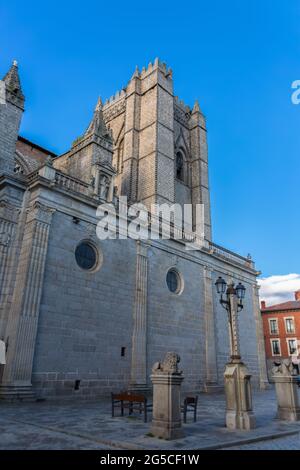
[
  {"left": 74, "top": 380, "right": 81, "bottom": 390},
  {"left": 285, "top": 318, "right": 295, "bottom": 334},
  {"left": 176, "top": 152, "right": 184, "bottom": 182},
  {"left": 288, "top": 339, "right": 297, "bottom": 355},
  {"left": 121, "top": 347, "right": 126, "bottom": 357},
  {"left": 271, "top": 339, "right": 281, "bottom": 356},
  {"left": 269, "top": 319, "right": 278, "bottom": 334}
]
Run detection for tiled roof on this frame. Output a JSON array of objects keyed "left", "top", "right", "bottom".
[{"left": 262, "top": 300, "right": 300, "bottom": 312}]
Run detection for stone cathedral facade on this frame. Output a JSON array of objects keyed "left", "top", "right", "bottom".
[{"left": 0, "top": 59, "right": 268, "bottom": 400}]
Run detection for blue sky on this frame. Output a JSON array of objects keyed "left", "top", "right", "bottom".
[{"left": 1, "top": 0, "right": 299, "bottom": 283}]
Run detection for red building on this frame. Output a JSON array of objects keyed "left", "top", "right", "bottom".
[{"left": 261, "top": 290, "right": 300, "bottom": 377}]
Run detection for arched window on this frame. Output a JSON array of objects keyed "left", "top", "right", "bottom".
[{"left": 176, "top": 151, "right": 184, "bottom": 182}]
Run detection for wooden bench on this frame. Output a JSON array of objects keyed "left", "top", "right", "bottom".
[
  {"left": 111, "top": 392, "right": 150, "bottom": 422},
  {"left": 181, "top": 395, "right": 198, "bottom": 423}
]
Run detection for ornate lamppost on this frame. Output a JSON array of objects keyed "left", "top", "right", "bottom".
[{"left": 215, "top": 277, "right": 256, "bottom": 430}]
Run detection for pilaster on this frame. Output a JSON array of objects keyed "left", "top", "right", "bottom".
[
  {"left": 189, "top": 104, "right": 212, "bottom": 240},
  {"left": 203, "top": 267, "right": 221, "bottom": 392},
  {"left": 129, "top": 241, "right": 149, "bottom": 392},
  {"left": 122, "top": 73, "right": 141, "bottom": 202},
  {"left": 0, "top": 199, "right": 20, "bottom": 338},
  {"left": 252, "top": 283, "right": 270, "bottom": 389},
  {"left": 0, "top": 200, "right": 55, "bottom": 400}
]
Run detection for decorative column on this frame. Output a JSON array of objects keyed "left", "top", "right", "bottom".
[
  {"left": 151, "top": 352, "right": 184, "bottom": 440},
  {"left": 129, "top": 241, "right": 149, "bottom": 392},
  {"left": 228, "top": 290, "right": 241, "bottom": 359},
  {"left": 0, "top": 200, "right": 55, "bottom": 400},
  {"left": 252, "top": 283, "right": 270, "bottom": 389},
  {"left": 203, "top": 267, "right": 221, "bottom": 393},
  {"left": 0, "top": 200, "right": 20, "bottom": 339}
]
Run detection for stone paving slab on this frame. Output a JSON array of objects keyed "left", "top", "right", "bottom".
[
  {"left": 224, "top": 433, "right": 300, "bottom": 450},
  {"left": 1, "top": 388, "right": 300, "bottom": 450}
]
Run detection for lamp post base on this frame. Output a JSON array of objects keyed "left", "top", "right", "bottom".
[{"left": 224, "top": 361, "right": 256, "bottom": 430}]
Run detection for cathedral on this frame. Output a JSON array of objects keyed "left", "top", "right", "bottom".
[{"left": 0, "top": 59, "right": 268, "bottom": 400}]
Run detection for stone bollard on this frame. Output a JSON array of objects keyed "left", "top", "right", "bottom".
[
  {"left": 272, "top": 359, "right": 300, "bottom": 421},
  {"left": 150, "top": 352, "right": 184, "bottom": 440},
  {"left": 224, "top": 359, "right": 256, "bottom": 430}
]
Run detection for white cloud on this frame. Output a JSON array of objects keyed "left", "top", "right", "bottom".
[{"left": 259, "top": 273, "right": 300, "bottom": 307}]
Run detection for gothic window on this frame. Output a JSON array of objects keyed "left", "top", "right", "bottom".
[
  {"left": 176, "top": 151, "right": 184, "bottom": 182},
  {"left": 75, "top": 242, "right": 98, "bottom": 271}
]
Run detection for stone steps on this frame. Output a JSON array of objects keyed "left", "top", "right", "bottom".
[{"left": 0, "top": 385, "right": 36, "bottom": 402}]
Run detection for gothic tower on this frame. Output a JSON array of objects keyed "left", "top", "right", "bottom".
[{"left": 103, "top": 59, "right": 212, "bottom": 240}]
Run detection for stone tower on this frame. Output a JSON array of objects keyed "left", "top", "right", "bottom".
[
  {"left": 0, "top": 61, "right": 25, "bottom": 174},
  {"left": 102, "top": 59, "right": 212, "bottom": 240}
]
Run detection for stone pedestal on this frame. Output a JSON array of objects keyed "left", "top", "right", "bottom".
[
  {"left": 272, "top": 360, "right": 300, "bottom": 421},
  {"left": 150, "top": 352, "right": 184, "bottom": 440},
  {"left": 224, "top": 360, "right": 256, "bottom": 430}
]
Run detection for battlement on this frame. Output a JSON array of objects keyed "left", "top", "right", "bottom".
[
  {"left": 102, "top": 58, "right": 173, "bottom": 111},
  {"left": 103, "top": 88, "right": 126, "bottom": 109},
  {"left": 138, "top": 58, "right": 172, "bottom": 80},
  {"left": 174, "top": 96, "right": 191, "bottom": 114}
]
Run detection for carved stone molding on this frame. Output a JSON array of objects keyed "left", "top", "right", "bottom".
[
  {"left": 26, "top": 201, "right": 55, "bottom": 225},
  {"left": 103, "top": 101, "right": 126, "bottom": 122},
  {"left": 0, "top": 199, "right": 21, "bottom": 223}
]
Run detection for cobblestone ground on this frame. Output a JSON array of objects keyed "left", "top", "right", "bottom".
[
  {"left": 225, "top": 433, "right": 300, "bottom": 450},
  {"left": 1, "top": 388, "right": 300, "bottom": 450}
]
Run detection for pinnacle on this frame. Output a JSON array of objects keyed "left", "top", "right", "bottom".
[
  {"left": 131, "top": 65, "right": 139, "bottom": 80},
  {"left": 192, "top": 100, "right": 201, "bottom": 114},
  {"left": 95, "top": 96, "right": 103, "bottom": 111},
  {"left": 84, "top": 96, "right": 111, "bottom": 140},
  {"left": 2, "top": 59, "right": 24, "bottom": 97}
]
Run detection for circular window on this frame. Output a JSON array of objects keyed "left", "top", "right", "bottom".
[
  {"left": 166, "top": 269, "right": 182, "bottom": 294},
  {"left": 75, "top": 242, "right": 98, "bottom": 271}
]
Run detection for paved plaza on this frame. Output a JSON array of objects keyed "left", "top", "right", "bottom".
[{"left": 1, "top": 388, "right": 300, "bottom": 450}]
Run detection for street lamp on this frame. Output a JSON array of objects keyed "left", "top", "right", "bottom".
[
  {"left": 214, "top": 276, "right": 255, "bottom": 430},
  {"left": 215, "top": 277, "right": 246, "bottom": 361}
]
